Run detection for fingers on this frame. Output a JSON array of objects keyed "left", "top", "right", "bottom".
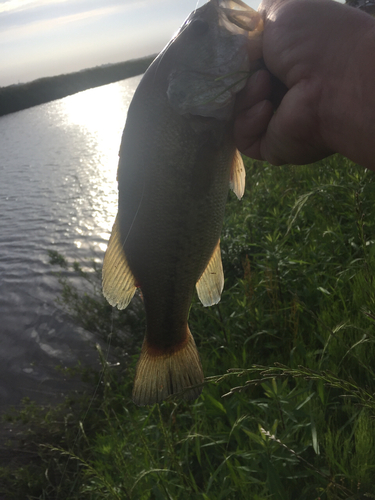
[
  {"left": 235, "top": 69, "right": 272, "bottom": 113},
  {"left": 234, "top": 69, "right": 273, "bottom": 159},
  {"left": 234, "top": 99, "right": 274, "bottom": 159},
  {"left": 234, "top": 79, "right": 332, "bottom": 165},
  {"left": 259, "top": 93, "right": 333, "bottom": 165}
]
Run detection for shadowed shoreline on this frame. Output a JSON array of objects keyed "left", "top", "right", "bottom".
[{"left": 0, "top": 55, "right": 155, "bottom": 117}]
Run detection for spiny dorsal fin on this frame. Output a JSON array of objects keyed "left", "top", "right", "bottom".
[
  {"left": 102, "top": 215, "right": 137, "bottom": 310},
  {"left": 132, "top": 326, "right": 204, "bottom": 406},
  {"left": 229, "top": 149, "right": 246, "bottom": 200},
  {"left": 196, "top": 240, "right": 224, "bottom": 307}
]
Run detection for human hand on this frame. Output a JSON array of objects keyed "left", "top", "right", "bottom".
[{"left": 234, "top": 0, "right": 375, "bottom": 167}]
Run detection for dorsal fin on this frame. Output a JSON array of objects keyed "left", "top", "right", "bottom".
[
  {"left": 229, "top": 149, "right": 246, "bottom": 200},
  {"left": 196, "top": 240, "right": 224, "bottom": 307},
  {"left": 102, "top": 215, "right": 137, "bottom": 310}
]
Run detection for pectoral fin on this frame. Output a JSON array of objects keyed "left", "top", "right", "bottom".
[
  {"left": 102, "top": 215, "right": 137, "bottom": 310},
  {"left": 229, "top": 149, "right": 246, "bottom": 200},
  {"left": 196, "top": 240, "right": 224, "bottom": 307}
]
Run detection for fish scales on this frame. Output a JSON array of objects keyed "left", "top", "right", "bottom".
[{"left": 103, "top": 0, "right": 263, "bottom": 405}]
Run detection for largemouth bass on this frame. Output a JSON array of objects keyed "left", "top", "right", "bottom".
[{"left": 103, "top": 0, "right": 263, "bottom": 406}]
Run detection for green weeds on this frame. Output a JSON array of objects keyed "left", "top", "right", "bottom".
[{"left": 2, "top": 155, "right": 375, "bottom": 499}]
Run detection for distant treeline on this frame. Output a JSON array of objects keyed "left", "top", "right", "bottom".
[{"left": 0, "top": 55, "right": 156, "bottom": 117}]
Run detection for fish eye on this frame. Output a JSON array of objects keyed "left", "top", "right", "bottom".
[{"left": 189, "top": 19, "right": 209, "bottom": 36}]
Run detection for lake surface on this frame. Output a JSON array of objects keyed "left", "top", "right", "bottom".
[{"left": 0, "top": 75, "right": 142, "bottom": 409}]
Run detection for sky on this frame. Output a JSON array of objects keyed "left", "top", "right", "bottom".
[{"left": 1, "top": 0, "right": 261, "bottom": 87}]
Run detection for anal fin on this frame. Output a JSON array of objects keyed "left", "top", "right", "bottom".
[
  {"left": 132, "top": 327, "right": 203, "bottom": 406},
  {"left": 102, "top": 214, "right": 137, "bottom": 310},
  {"left": 196, "top": 240, "right": 224, "bottom": 307}
]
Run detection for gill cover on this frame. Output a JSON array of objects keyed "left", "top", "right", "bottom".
[{"left": 167, "top": 0, "right": 263, "bottom": 120}]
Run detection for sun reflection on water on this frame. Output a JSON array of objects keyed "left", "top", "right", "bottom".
[
  {"left": 63, "top": 82, "right": 125, "bottom": 163},
  {"left": 59, "top": 75, "right": 142, "bottom": 250}
]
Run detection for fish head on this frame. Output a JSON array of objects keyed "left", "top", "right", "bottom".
[{"left": 163, "top": 0, "right": 263, "bottom": 121}]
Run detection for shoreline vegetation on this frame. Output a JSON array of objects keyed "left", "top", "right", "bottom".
[
  {"left": 2, "top": 155, "right": 375, "bottom": 498},
  {"left": 0, "top": 55, "right": 156, "bottom": 117}
]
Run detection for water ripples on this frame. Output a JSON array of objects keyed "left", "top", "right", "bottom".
[{"left": 0, "top": 75, "right": 141, "bottom": 408}]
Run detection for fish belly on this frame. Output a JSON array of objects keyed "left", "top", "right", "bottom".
[{"left": 119, "top": 114, "right": 234, "bottom": 348}]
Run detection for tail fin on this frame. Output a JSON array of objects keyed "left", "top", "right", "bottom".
[{"left": 132, "top": 327, "right": 204, "bottom": 406}]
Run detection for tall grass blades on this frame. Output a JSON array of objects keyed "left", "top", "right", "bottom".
[{"left": 2, "top": 155, "right": 375, "bottom": 499}]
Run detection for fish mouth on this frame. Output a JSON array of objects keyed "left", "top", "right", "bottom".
[
  {"left": 214, "top": 0, "right": 264, "bottom": 33},
  {"left": 200, "top": 0, "right": 263, "bottom": 104}
]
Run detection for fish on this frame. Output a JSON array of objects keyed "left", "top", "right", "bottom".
[{"left": 102, "top": 0, "right": 263, "bottom": 406}]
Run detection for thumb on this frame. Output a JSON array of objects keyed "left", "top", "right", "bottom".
[{"left": 260, "top": 88, "right": 332, "bottom": 165}]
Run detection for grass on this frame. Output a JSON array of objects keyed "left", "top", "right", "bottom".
[{"left": 2, "top": 154, "right": 375, "bottom": 499}]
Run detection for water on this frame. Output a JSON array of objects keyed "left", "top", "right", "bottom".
[{"left": 0, "top": 75, "right": 142, "bottom": 409}]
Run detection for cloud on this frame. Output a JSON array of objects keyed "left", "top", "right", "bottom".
[
  {"left": 2, "top": 7, "right": 119, "bottom": 41},
  {"left": 0, "top": 0, "right": 160, "bottom": 17},
  {"left": 0, "top": 0, "right": 158, "bottom": 43},
  {"left": 0, "top": 0, "right": 66, "bottom": 14},
  {"left": 0, "top": 0, "right": 209, "bottom": 86}
]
